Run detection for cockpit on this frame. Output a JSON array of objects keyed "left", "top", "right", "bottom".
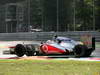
[{"left": 55, "top": 37, "right": 77, "bottom": 45}]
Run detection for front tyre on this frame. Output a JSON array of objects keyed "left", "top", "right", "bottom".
[
  {"left": 25, "top": 45, "right": 39, "bottom": 56},
  {"left": 14, "top": 44, "right": 26, "bottom": 57},
  {"left": 73, "top": 44, "right": 88, "bottom": 57}
]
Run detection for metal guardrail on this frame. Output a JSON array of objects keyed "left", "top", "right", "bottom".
[{"left": 0, "top": 31, "right": 100, "bottom": 41}]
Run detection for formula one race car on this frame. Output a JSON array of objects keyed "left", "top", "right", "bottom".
[{"left": 8, "top": 35, "right": 95, "bottom": 57}]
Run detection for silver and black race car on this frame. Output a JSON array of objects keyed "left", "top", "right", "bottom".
[{"left": 7, "top": 35, "right": 95, "bottom": 57}]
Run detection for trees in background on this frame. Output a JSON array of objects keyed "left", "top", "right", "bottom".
[
  {"left": 41, "top": 0, "right": 73, "bottom": 31},
  {"left": 95, "top": 0, "right": 100, "bottom": 31},
  {"left": 40, "top": 0, "right": 100, "bottom": 31},
  {"left": 24, "top": 0, "right": 100, "bottom": 31},
  {"left": 75, "top": 0, "right": 94, "bottom": 31},
  {"left": 0, "top": 0, "right": 99, "bottom": 32}
]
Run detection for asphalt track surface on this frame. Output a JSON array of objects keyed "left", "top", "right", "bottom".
[{"left": 0, "top": 41, "right": 100, "bottom": 61}]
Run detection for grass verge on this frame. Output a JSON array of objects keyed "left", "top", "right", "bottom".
[{"left": 0, "top": 59, "right": 100, "bottom": 75}]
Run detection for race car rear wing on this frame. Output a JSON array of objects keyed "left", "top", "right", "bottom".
[
  {"left": 92, "top": 37, "right": 95, "bottom": 50},
  {"left": 80, "top": 35, "right": 95, "bottom": 50}
]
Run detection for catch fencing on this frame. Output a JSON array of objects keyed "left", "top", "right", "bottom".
[{"left": 0, "top": 31, "right": 100, "bottom": 42}]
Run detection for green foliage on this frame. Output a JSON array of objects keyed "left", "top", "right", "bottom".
[
  {"left": 21, "top": 0, "right": 100, "bottom": 31},
  {"left": 95, "top": 0, "right": 100, "bottom": 30},
  {"left": 30, "top": 0, "right": 42, "bottom": 28},
  {"left": 75, "top": 0, "right": 93, "bottom": 31},
  {"left": 0, "top": 0, "right": 100, "bottom": 31}
]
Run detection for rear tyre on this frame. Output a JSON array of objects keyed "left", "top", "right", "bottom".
[
  {"left": 85, "top": 48, "right": 94, "bottom": 57},
  {"left": 14, "top": 44, "right": 26, "bottom": 57},
  {"left": 73, "top": 44, "right": 88, "bottom": 57}
]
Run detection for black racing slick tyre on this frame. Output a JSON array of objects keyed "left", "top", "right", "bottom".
[
  {"left": 85, "top": 48, "right": 94, "bottom": 57},
  {"left": 14, "top": 44, "right": 26, "bottom": 57},
  {"left": 73, "top": 44, "right": 88, "bottom": 57},
  {"left": 25, "top": 45, "right": 38, "bottom": 56}
]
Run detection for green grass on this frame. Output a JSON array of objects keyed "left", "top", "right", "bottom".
[{"left": 0, "top": 59, "right": 100, "bottom": 75}]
